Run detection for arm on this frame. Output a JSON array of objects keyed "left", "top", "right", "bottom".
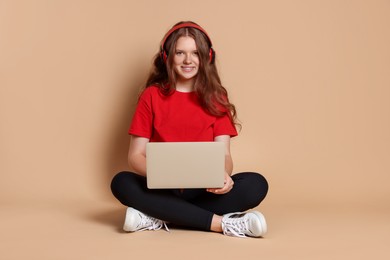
[
  {"left": 207, "top": 135, "right": 235, "bottom": 194},
  {"left": 127, "top": 135, "right": 149, "bottom": 177},
  {"left": 214, "top": 135, "right": 233, "bottom": 175}
]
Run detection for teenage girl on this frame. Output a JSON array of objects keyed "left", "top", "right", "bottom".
[{"left": 110, "top": 21, "right": 269, "bottom": 238}]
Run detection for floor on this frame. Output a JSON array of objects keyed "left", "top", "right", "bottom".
[{"left": 1, "top": 200, "right": 389, "bottom": 260}]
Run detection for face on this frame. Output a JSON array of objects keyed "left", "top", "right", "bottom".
[{"left": 172, "top": 36, "right": 199, "bottom": 84}]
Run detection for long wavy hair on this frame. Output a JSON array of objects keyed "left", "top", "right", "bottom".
[{"left": 144, "top": 21, "right": 239, "bottom": 127}]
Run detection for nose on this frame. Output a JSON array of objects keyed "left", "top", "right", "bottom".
[{"left": 183, "top": 53, "right": 192, "bottom": 64}]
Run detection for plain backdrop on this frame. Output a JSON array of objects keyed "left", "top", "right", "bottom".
[
  {"left": 0, "top": 0, "right": 390, "bottom": 260},
  {"left": 0, "top": 1, "right": 390, "bottom": 258},
  {"left": 1, "top": 0, "right": 389, "bottom": 206}
]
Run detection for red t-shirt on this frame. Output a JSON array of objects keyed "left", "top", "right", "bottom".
[{"left": 128, "top": 86, "right": 238, "bottom": 142}]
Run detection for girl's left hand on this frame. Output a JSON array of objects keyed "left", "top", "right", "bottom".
[{"left": 206, "top": 172, "right": 234, "bottom": 194}]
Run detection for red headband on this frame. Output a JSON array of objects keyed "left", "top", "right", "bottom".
[{"left": 161, "top": 22, "right": 213, "bottom": 51}]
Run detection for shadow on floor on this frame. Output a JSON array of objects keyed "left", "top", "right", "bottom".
[{"left": 87, "top": 207, "right": 125, "bottom": 233}]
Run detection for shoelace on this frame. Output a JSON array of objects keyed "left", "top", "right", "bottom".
[
  {"left": 222, "top": 215, "right": 250, "bottom": 238},
  {"left": 138, "top": 214, "right": 170, "bottom": 232}
]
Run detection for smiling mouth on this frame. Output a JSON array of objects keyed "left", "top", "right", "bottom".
[{"left": 181, "top": 66, "right": 196, "bottom": 72}]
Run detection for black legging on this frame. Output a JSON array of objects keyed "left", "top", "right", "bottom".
[{"left": 111, "top": 171, "right": 268, "bottom": 231}]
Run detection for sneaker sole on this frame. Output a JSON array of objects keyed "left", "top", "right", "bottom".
[
  {"left": 251, "top": 211, "right": 267, "bottom": 237},
  {"left": 123, "top": 207, "right": 139, "bottom": 232}
]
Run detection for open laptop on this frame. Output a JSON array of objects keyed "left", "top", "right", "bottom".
[{"left": 146, "top": 142, "right": 225, "bottom": 189}]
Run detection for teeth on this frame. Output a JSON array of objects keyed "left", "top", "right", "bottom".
[{"left": 182, "top": 67, "right": 194, "bottom": 72}]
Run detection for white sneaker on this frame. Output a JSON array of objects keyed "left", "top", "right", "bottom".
[
  {"left": 123, "top": 207, "right": 169, "bottom": 232},
  {"left": 221, "top": 211, "right": 267, "bottom": 238}
]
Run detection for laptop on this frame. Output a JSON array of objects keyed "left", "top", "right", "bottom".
[{"left": 146, "top": 142, "right": 225, "bottom": 189}]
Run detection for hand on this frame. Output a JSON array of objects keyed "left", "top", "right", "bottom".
[{"left": 206, "top": 172, "right": 234, "bottom": 194}]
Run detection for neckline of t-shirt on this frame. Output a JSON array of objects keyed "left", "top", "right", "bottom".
[{"left": 174, "top": 89, "right": 195, "bottom": 94}]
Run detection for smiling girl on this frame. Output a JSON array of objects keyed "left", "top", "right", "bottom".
[{"left": 110, "top": 21, "right": 269, "bottom": 238}]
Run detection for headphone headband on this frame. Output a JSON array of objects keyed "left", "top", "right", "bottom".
[
  {"left": 160, "top": 22, "right": 214, "bottom": 64},
  {"left": 161, "top": 22, "right": 213, "bottom": 50}
]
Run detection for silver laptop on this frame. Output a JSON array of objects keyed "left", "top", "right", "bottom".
[{"left": 146, "top": 142, "right": 225, "bottom": 189}]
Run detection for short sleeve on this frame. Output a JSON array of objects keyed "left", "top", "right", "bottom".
[
  {"left": 128, "top": 89, "right": 153, "bottom": 138},
  {"left": 213, "top": 113, "right": 238, "bottom": 138}
]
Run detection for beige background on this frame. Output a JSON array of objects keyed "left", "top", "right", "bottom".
[{"left": 1, "top": 0, "right": 389, "bottom": 259}]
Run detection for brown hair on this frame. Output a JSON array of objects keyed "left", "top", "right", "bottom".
[{"left": 144, "top": 21, "right": 239, "bottom": 127}]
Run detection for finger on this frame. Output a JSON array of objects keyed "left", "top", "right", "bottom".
[
  {"left": 208, "top": 180, "right": 232, "bottom": 193},
  {"left": 215, "top": 185, "right": 230, "bottom": 194}
]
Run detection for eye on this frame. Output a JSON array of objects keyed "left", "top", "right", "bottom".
[
  {"left": 193, "top": 51, "right": 199, "bottom": 56},
  {"left": 175, "top": 51, "right": 183, "bottom": 55}
]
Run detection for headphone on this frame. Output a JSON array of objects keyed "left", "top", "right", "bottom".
[{"left": 160, "top": 22, "right": 215, "bottom": 64}]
